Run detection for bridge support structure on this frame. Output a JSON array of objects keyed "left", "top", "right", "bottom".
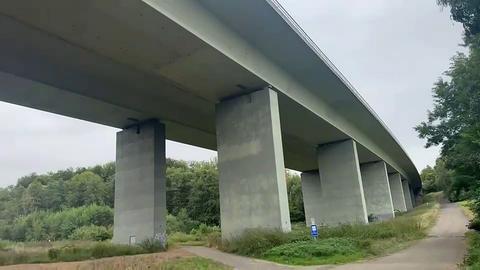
[
  {"left": 112, "top": 120, "right": 167, "bottom": 245},
  {"left": 402, "top": 180, "right": 414, "bottom": 210},
  {"left": 301, "top": 139, "right": 368, "bottom": 226},
  {"left": 215, "top": 88, "right": 291, "bottom": 239},
  {"left": 360, "top": 161, "right": 395, "bottom": 221},
  {"left": 388, "top": 173, "right": 407, "bottom": 212}
]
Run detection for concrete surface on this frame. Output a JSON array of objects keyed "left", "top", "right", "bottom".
[
  {"left": 183, "top": 201, "right": 468, "bottom": 270},
  {"left": 389, "top": 173, "right": 407, "bottom": 212},
  {"left": 216, "top": 89, "right": 291, "bottom": 239},
  {"left": 360, "top": 161, "right": 395, "bottom": 221},
  {"left": 113, "top": 121, "right": 166, "bottom": 244},
  {"left": 403, "top": 180, "right": 414, "bottom": 210},
  {"left": 301, "top": 171, "right": 323, "bottom": 226},
  {"left": 410, "top": 186, "right": 417, "bottom": 207},
  {"left": 313, "top": 139, "right": 368, "bottom": 225}
]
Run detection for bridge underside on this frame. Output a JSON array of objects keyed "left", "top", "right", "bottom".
[
  {"left": 0, "top": 0, "right": 402, "bottom": 174},
  {"left": 0, "top": 0, "right": 420, "bottom": 242}
]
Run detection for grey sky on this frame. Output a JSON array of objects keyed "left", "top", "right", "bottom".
[{"left": 0, "top": 1, "right": 464, "bottom": 187}]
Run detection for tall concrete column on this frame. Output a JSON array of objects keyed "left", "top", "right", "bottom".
[
  {"left": 301, "top": 171, "right": 322, "bottom": 226},
  {"left": 360, "top": 161, "right": 395, "bottom": 221},
  {"left": 113, "top": 120, "right": 166, "bottom": 245},
  {"left": 388, "top": 173, "right": 407, "bottom": 212},
  {"left": 409, "top": 186, "right": 416, "bottom": 208},
  {"left": 216, "top": 88, "right": 291, "bottom": 239},
  {"left": 304, "top": 139, "right": 368, "bottom": 226},
  {"left": 402, "top": 180, "right": 414, "bottom": 210}
]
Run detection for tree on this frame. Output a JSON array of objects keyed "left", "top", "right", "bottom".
[
  {"left": 420, "top": 166, "right": 437, "bottom": 193},
  {"left": 65, "top": 171, "right": 108, "bottom": 207},
  {"left": 187, "top": 161, "right": 220, "bottom": 225},
  {"left": 415, "top": 37, "right": 480, "bottom": 198},
  {"left": 438, "top": 0, "right": 480, "bottom": 43},
  {"left": 21, "top": 180, "right": 47, "bottom": 213},
  {"left": 286, "top": 172, "right": 305, "bottom": 223},
  {"left": 416, "top": 2, "right": 480, "bottom": 203}
]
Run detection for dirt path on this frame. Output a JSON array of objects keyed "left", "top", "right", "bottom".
[{"left": 184, "top": 202, "right": 469, "bottom": 270}]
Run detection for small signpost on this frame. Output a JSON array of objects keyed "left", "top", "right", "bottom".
[{"left": 310, "top": 218, "right": 318, "bottom": 240}]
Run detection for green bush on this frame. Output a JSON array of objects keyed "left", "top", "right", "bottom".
[
  {"left": 263, "top": 238, "right": 366, "bottom": 265},
  {"left": 47, "top": 248, "right": 59, "bottom": 260},
  {"left": 90, "top": 242, "right": 144, "bottom": 259},
  {"left": 465, "top": 231, "right": 480, "bottom": 269},
  {"left": 69, "top": 225, "right": 112, "bottom": 241},
  {"left": 190, "top": 223, "right": 220, "bottom": 236},
  {"left": 138, "top": 238, "right": 167, "bottom": 253},
  {"left": 469, "top": 218, "right": 480, "bottom": 231},
  {"left": 221, "top": 229, "right": 291, "bottom": 257},
  {"left": 0, "top": 241, "right": 10, "bottom": 251}
]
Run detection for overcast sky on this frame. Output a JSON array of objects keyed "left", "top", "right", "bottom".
[{"left": 0, "top": 1, "right": 465, "bottom": 187}]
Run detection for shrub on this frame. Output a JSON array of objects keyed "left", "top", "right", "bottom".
[
  {"left": 263, "top": 238, "right": 366, "bottom": 265},
  {"left": 0, "top": 241, "right": 10, "bottom": 251},
  {"left": 469, "top": 218, "right": 480, "bottom": 231},
  {"left": 90, "top": 242, "right": 144, "bottom": 258},
  {"left": 221, "top": 229, "right": 291, "bottom": 257},
  {"left": 138, "top": 238, "right": 167, "bottom": 253},
  {"left": 168, "top": 232, "right": 198, "bottom": 243},
  {"left": 190, "top": 224, "right": 220, "bottom": 236},
  {"left": 69, "top": 225, "right": 112, "bottom": 241},
  {"left": 206, "top": 231, "right": 222, "bottom": 248},
  {"left": 465, "top": 231, "right": 480, "bottom": 268},
  {"left": 47, "top": 248, "right": 59, "bottom": 260}
]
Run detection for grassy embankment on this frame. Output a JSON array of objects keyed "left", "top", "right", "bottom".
[
  {"left": 0, "top": 223, "right": 220, "bottom": 266},
  {"left": 458, "top": 200, "right": 480, "bottom": 270},
  {"left": 0, "top": 240, "right": 229, "bottom": 269},
  {"left": 213, "top": 192, "right": 442, "bottom": 266}
]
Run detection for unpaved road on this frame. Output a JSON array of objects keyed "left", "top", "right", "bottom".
[{"left": 184, "top": 202, "right": 469, "bottom": 270}]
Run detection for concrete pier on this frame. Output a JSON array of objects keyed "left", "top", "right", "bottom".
[
  {"left": 388, "top": 173, "right": 407, "bottom": 212},
  {"left": 301, "top": 171, "right": 323, "bottom": 226},
  {"left": 113, "top": 121, "right": 167, "bottom": 245},
  {"left": 360, "top": 161, "right": 395, "bottom": 221},
  {"left": 302, "top": 139, "right": 368, "bottom": 226},
  {"left": 403, "top": 180, "right": 414, "bottom": 210},
  {"left": 215, "top": 88, "right": 291, "bottom": 239},
  {"left": 410, "top": 186, "right": 416, "bottom": 207}
]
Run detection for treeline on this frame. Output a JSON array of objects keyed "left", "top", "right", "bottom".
[
  {"left": 0, "top": 159, "right": 304, "bottom": 242},
  {"left": 417, "top": 0, "right": 480, "bottom": 217}
]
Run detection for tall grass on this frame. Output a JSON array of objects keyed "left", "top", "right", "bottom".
[{"left": 0, "top": 238, "right": 166, "bottom": 266}]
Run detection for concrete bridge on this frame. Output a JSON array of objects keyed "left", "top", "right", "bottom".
[{"left": 0, "top": 0, "right": 420, "bottom": 242}]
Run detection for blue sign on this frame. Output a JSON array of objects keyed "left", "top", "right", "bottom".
[{"left": 310, "top": 224, "right": 318, "bottom": 239}]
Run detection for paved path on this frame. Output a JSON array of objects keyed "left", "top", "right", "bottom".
[{"left": 184, "top": 202, "right": 469, "bottom": 270}]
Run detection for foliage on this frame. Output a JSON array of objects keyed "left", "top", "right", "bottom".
[
  {"left": 138, "top": 237, "right": 167, "bottom": 252},
  {"left": 416, "top": 10, "right": 480, "bottom": 206},
  {"left": 464, "top": 231, "right": 480, "bottom": 269},
  {"left": 157, "top": 257, "right": 231, "bottom": 270},
  {"left": 218, "top": 194, "right": 440, "bottom": 265},
  {"left": 221, "top": 229, "right": 296, "bottom": 257},
  {"left": 263, "top": 238, "right": 366, "bottom": 265},
  {"left": 286, "top": 172, "right": 305, "bottom": 222},
  {"left": 0, "top": 241, "right": 146, "bottom": 266},
  {"left": 438, "top": 0, "right": 480, "bottom": 43},
  {"left": 69, "top": 225, "right": 113, "bottom": 241},
  {"left": 0, "top": 158, "right": 304, "bottom": 243},
  {"left": 65, "top": 172, "right": 110, "bottom": 208},
  {"left": 2, "top": 204, "right": 113, "bottom": 241},
  {"left": 420, "top": 159, "right": 455, "bottom": 197}
]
